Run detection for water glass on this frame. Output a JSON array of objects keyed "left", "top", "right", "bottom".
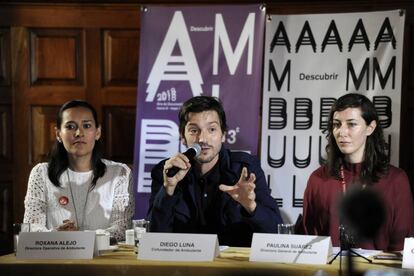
[
  {"left": 125, "top": 229, "right": 135, "bottom": 246},
  {"left": 95, "top": 230, "right": 110, "bottom": 251},
  {"left": 132, "top": 219, "right": 150, "bottom": 246},
  {"left": 13, "top": 223, "right": 31, "bottom": 254},
  {"left": 277, "top": 223, "right": 295, "bottom": 234}
]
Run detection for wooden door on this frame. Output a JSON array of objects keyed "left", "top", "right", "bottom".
[{"left": 0, "top": 4, "right": 140, "bottom": 254}]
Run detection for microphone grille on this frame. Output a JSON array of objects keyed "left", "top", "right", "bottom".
[{"left": 192, "top": 143, "right": 201, "bottom": 157}]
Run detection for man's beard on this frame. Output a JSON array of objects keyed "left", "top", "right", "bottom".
[
  {"left": 196, "top": 151, "right": 219, "bottom": 164},
  {"left": 197, "top": 155, "right": 216, "bottom": 164}
]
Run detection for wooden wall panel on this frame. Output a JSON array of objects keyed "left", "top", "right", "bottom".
[
  {"left": 0, "top": 183, "right": 10, "bottom": 232},
  {"left": 103, "top": 30, "right": 139, "bottom": 87},
  {"left": 0, "top": 5, "right": 141, "bottom": 28},
  {"left": 0, "top": 106, "right": 11, "bottom": 162},
  {"left": 12, "top": 26, "right": 33, "bottom": 230},
  {"left": 30, "top": 29, "right": 84, "bottom": 85},
  {"left": 0, "top": 29, "right": 11, "bottom": 87},
  {"left": 31, "top": 106, "right": 59, "bottom": 165},
  {"left": 103, "top": 106, "right": 136, "bottom": 164},
  {"left": 0, "top": 182, "right": 11, "bottom": 255},
  {"left": 0, "top": 27, "right": 12, "bottom": 255}
]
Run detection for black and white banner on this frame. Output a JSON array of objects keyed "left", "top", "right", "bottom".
[{"left": 260, "top": 10, "right": 405, "bottom": 222}]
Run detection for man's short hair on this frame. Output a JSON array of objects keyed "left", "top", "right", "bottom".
[{"left": 179, "top": 96, "right": 227, "bottom": 137}]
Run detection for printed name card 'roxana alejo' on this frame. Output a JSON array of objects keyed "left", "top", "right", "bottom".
[
  {"left": 249, "top": 233, "right": 332, "bottom": 265},
  {"left": 138, "top": 232, "right": 219, "bottom": 262},
  {"left": 16, "top": 232, "right": 95, "bottom": 259}
]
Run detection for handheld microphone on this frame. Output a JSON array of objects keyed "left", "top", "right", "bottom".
[{"left": 166, "top": 143, "right": 201, "bottom": 177}]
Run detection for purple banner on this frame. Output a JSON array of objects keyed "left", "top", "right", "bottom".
[{"left": 134, "top": 5, "right": 265, "bottom": 218}]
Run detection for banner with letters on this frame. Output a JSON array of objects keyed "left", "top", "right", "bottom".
[
  {"left": 261, "top": 10, "right": 404, "bottom": 223},
  {"left": 134, "top": 5, "right": 266, "bottom": 218}
]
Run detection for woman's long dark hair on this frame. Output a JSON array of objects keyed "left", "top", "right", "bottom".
[
  {"left": 48, "top": 100, "right": 106, "bottom": 188},
  {"left": 326, "top": 93, "right": 389, "bottom": 185}
]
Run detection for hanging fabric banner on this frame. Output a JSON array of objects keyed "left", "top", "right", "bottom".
[
  {"left": 261, "top": 10, "right": 405, "bottom": 223},
  {"left": 134, "top": 5, "right": 266, "bottom": 218}
]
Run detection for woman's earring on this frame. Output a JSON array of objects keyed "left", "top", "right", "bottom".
[{"left": 57, "top": 138, "right": 62, "bottom": 143}]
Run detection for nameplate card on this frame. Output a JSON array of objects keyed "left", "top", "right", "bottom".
[
  {"left": 138, "top": 233, "right": 219, "bottom": 262},
  {"left": 402, "top": 237, "right": 414, "bottom": 268},
  {"left": 17, "top": 231, "right": 95, "bottom": 259},
  {"left": 250, "top": 233, "right": 332, "bottom": 265}
]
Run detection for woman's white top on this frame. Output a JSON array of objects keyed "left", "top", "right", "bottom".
[{"left": 23, "top": 159, "right": 135, "bottom": 241}]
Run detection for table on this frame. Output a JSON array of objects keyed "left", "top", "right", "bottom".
[{"left": 0, "top": 247, "right": 406, "bottom": 276}]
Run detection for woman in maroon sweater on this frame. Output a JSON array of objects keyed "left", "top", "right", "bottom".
[{"left": 302, "top": 93, "right": 414, "bottom": 251}]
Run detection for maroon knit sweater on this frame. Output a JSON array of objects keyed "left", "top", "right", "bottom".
[{"left": 302, "top": 163, "right": 414, "bottom": 251}]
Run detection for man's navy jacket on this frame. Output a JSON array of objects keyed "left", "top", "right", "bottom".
[{"left": 148, "top": 146, "right": 283, "bottom": 247}]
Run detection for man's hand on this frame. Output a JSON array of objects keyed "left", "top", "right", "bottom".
[
  {"left": 163, "top": 153, "right": 192, "bottom": 196},
  {"left": 219, "top": 167, "right": 257, "bottom": 214}
]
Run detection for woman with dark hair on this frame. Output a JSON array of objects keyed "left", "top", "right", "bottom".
[
  {"left": 23, "top": 100, "right": 134, "bottom": 241},
  {"left": 302, "top": 93, "right": 414, "bottom": 250}
]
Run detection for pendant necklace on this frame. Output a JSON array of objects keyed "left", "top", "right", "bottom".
[
  {"left": 66, "top": 170, "right": 91, "bottom": 230},
  {"left": 340, "top": 165, "right": 346, "bottom": 193},
  {"left": 339, "top": 164, "right": 366, "bottom": 193}
]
